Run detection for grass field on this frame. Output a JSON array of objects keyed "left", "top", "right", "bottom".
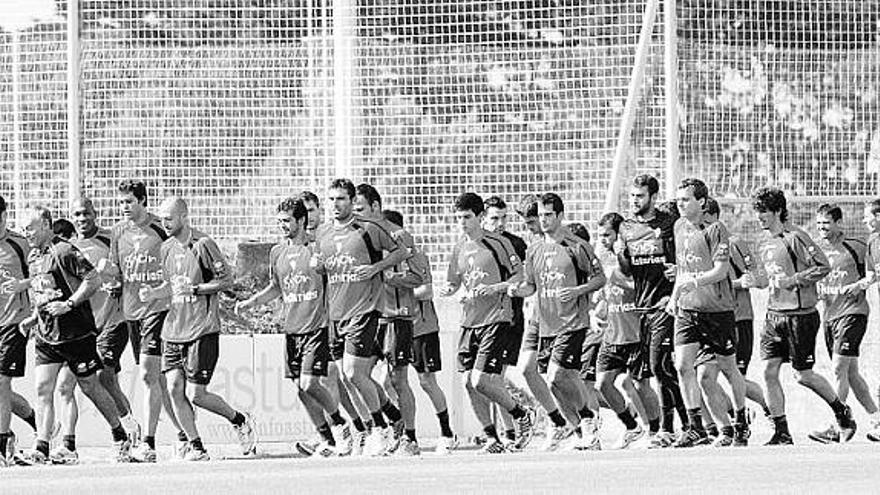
[{"left": 3, "top": 438, "right": 878, "bottom": 495}]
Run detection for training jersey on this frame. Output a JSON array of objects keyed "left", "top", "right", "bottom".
[
  {"left": 673, "top": 219, "right": 735, "bottom": 312},
  {"left": 0, "top": 231, "right": 31, "bottom": 328},
  {"left": 523, "top": 233, "right": 601, "bottom": 335},
  {"left": 29, "top": 237, "right": 97, "bottom": 344},
  {"left": 816, "top": 234, "right": 869, "bottom": 321},
  {"left": 317, "top": 217, "right": 403, "bottom": 322},
  {"left": 380, "top": 221, "right": 423, "bottom": 321},
  {"left": 111, "top": 214, "right": 169, "bottom": 320},
  {"left": 619, "top": 210, "right": 676, "bottom": 310},
  {"left": 159, "top": 229, "right": 231, "bottom": 343},
  {"left": 601, "top": 266, "right": 641, "bottom": 345},
  {"left": 73, "top": 228, "right": 124, "bottom": 331},
  {"left": 757, "top": 225, "right": 830, "bottom": 313},
  {"left": 729, "top": 237, "right": 756, "bottom": 322},
  {"left": 447, "top": 230, "right": 520, "bottom": 328},
  {"left": 268, "top": 239, "right": 327, "bottom": 335},
  {"left": 502, "top": 231, "right": 528, "bottom": 331},
  {"left": 867, "top": 233, "right": 880, "bottom": 276},
  {"left": 412, "top": 248, "right": 441, "bottom": 337}
]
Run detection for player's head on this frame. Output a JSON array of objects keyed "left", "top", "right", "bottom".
[
  {"left": 157, "top": 197, "right": 189, "bottom": 237},
  {"left": 598, "top": 212, "right": 624, "bottom": 252},
  {"left": 276, "top": 197, "right": 307, "bottom": 239},
  {"left": 118, "top": 180, "right": 148, "bottom": 221},
  {"left": 298, "top": 190, "right": 322, "bottom": 231},
  {"left": 483, "top": 196, "right": 509, "bottom": 234},
  {"left": 71, "top": 197, "right": 98, "bottom": 237},
  {"left": 52, "top": 218, "right": 76, "bottom": 240},
  {"left": 328, "top": 178, "right": 356, "bottom": 222},
  {"left": 538, "top": 193, "right": 564, "bottom": 235},
  {"left": 515, "top": 194, "right": 541, "bottom": 235},
  {"left": 22, "top": 205, "right": 54, "bottom": 248},
  {"left": 0, "top": 195, "right": 8, "bottom": 232},
  {"left": 354, "top": 183, "right": 382, "bottom": 219},
  {"left": 454, "top": 192, "right": 484, "bottom": 236},
  {"left": 703, "top": 197, "right": 720, "bottom": 224},
  {"left": 630, "top": 174, "right": 660, "bottom": 217},
  {"left": 863, "top": 199, "right": 880, "bottom": 234},
  {"left": 816, "top": 203, "right": 843, "bottom": 241},
  {"left": 752, "top": 187, "right": 787, "bottom": 231},
  {"left": 567, "top": 222, "right": 590, "bottom": 243},
  {"left": 676, "top": 178, "right": 709, "bottom": 223},
  {"left": 383, "top": 209, "right": 404, "bottom": 229}
]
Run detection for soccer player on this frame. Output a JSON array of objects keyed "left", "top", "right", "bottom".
[
  {"left": 666, "top": 179, "right": 749, "bottom": 447},
  {"left": 316, "top": 179, "right": 408, "bottom": 456},
  {"left": 595, "top": 212, "right": 662, "bottom": 449},
  {"left": 19, "top": 205, "right": 132, "bottom": 464},
  {"left": 139, "top": 197, "right": 256, "bottom": 460},
  {"left": 384, "top": 209, "right": 458, "bottom": 453},
  {"left": 810, "top": 203, "right": 879, "bottom": 442},
  {"left": 110, "top": 180, "right": 185, "bottom": 462},
  {"left": 862, "top": 199, "right": 880, "bottom": 441},
  {"left": 441, "top": 192, "right": 534, "bottom": 454},
  {"left": 617, "top": 174, "right": 686, "bottom": 447},
  {"left": 751, "top": 187, "right": 855, "bottom": 445}
]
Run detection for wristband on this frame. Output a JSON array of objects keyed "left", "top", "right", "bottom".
[
  {"left": 191, "top": 284, "right": 200, "bottom": 296},
  {"left": 65, "top": 299, "right": 75, "bottom": 309}
]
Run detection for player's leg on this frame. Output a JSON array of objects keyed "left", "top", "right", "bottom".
[
  {"left": 299, "top": 329, "right": 351, "bottom": 455},
  {"left": 53, "top": 366, "right": 78, "bottom": 461},
  {"left": 647, "top": 311, "right": 686, "bottom": 439},
  {"left": 134, "top": 315, "right": 183, "bottom": 457},
  {"left": 31, "top": 361, "right": 62, "bottom": 462},
  {"left": 97, "top": 322, "right": 138, "bottom": 441},
  {"left": 412, "top": 332, "right": 456, "bottom": 451},
  {"left": 672, "top": 314, "right": 707, "bottom": 448},
  {"left": 383, "top": 320, "right": 416, "bottom": 454},
  {"left": 10, "top": 391, "right": 37, "bottom": 433},
  {"left": 2, "top": 325, "right": 32, "bottom": 457},
  {"left": 164, "top": 360, "right": 205, "bottom": 461},
  {"left": 696, "top": 361, "right": 736, "bottom": 446},
  {"left": 519, "top": 329, "right": 558, "bottom": 420}
]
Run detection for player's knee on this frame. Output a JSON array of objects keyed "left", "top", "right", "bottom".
[
  {"left": 390, "top": 369, "right": 409, "bottom": 388},
  {"left": 301, "top": 375, "right": 322, "bottom": 394},
  {"left": 36, "top": 379, "right": 56, "bottom": 399},
  {"left": 832, "top": 359, "right": 850, "bottom": 378},
  {"left": 190, "top": 386, "right": 210, "bottom": 406},
  {"left": 417, "top": 372, "right": 435, "bottom": 391},
  {"left": 57, "top": 380, "right": 77, "bottom": 399},
  {"left": 792, "top": 369, "right": 813, "bottom": 386}
]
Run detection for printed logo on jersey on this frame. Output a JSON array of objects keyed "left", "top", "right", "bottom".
[
  {"left": 122, "top": 232, "right": 163, "bottom": 284},
  {"left": 462, "top": 255, "right": 489, "bottom": 288},
  {"left": 326, "top": 241, "right": 359, "bottom": 285}
]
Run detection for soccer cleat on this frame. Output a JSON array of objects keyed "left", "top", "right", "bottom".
[
  {"left": 765, "top": 431, "right": 794, "bottom": 446},
  {"left": 131, "top": 443, "right": 157, "bottom": 463},
  {"left": 733, "top": 423, "right": 750, "bottom": 447},
  {"left": 17, "top": 449, "right": 48, "bottom": 466},
  {"left": 5, "top": 432, "right": 17, "bottom": 461},
  {"left": 673, "top": 428, "right": 710, "bottom": 448},
  {"left": 867, "top": 419, "right": 880, "bottom": 442},
  {"left": 478, "top": 439, "right": 507, "bottom": 454},
  {"left": 836, "top": 406, "right": 857, "bottom": 442},
  {"left": 386, "top": 420, "right": 404, "bottom": 455},
  {"left": 435, "top": 435, "right": 458, "bottom": 455},
  {"left": 647, "top": 431, "right": 675, "bottom": 449},
  {"left": 175, "top": 440, "right": 191, "bottom": 460},
  {"left": 183, "top": 449, "right": 210, "bottom": 462},
  {"left": 395, "top": 438, "right": 421, "bottom": 457},
  {"left": 513, "top": 408, "right": 536, "bottom": 450},
  {"left": 712, "top": 432, "right": 733, "bottom": 448},
  {"left": 114, "top": 439, "right": 133, "bottom": 463},
  {"left": 614, "top": 424, "right": 645, "bottom": 450},
  {"left": 49, "top": 446, "right": 80, "bottom": 465},
  {"left": 364, "top": 427, "right": 391, "bottom": 456},
  {"left": 295, "top": 437, "right": 319, "bottom": 457},
  {"left": 576, "top": 418, "right": 602, "bottom": 451},
  {"left": 233, "top": 412, "right": 258, "bottom": 456},
  {"left": 540, "top": 426, "right": 569, "bottom": 452},
  {"left": 121, "top": 416, "right": 143, "bottom": 447},
  {"left": 351, "top": 430, "right": 367, "bottom": 456},
  {"left": 331, "top": 423, "right": 353, "bottom": 456},
  {"left": 312, "top": 441, "right": 337, "bottom": 457},
  {"left": 808, "top": 424, "right": 840, "bottom": 444}
]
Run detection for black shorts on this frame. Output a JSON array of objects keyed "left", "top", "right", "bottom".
[
  {"left": 381, "top": 319, "right": 414, "bottom": 368},
  {"left": 127, "top": 311, "right": 167, "bottom": 360},
  {"left": 760, "top": 310, "right": 820, "bottom": 371},
  {"left": 0, "top": 325, "right": 27, "bottom": 377},
  {"left": 674, "top": 310, "right": 737, "bottom": 357},
  {"left": 333, "top": 311, "right": 381, "bottom": 359},
  {"left": 824, "top": 314, "right": 868, "bottom": 358},
  {"left": 457, "top": 322, "right": 508, "bottom": 375},
  {"left": 96, "top": 322, "right": 129, "bottom": 372},
  {"left": 536, "top": 336, "right": 554, "bottom": 374},
  {"left": 502, "top": 315, "right": 525, "bottom": 366},
  {"left": 372, "top": 322, "right": 387, "bottom": 359},
  {"left": 162, "top": 333, "right": 220, "bottom": 385},
  {"left": 35, "top": 335, "right": 102, "bottom": 377},
  {"left": 546, "top": 329, "right": 587, "bottom": 371},
  {"left": 735, "top": 319, "right": 754, "bottom": 374},
  {"left": 521, "top": 322, "right": 540, "bottom": 353},
  {"left": 329, "top": 325, "right": 344, "bottom": 362},
  {"left": 412, "top": 332, "right": 442, "bottom": 374},
  {"left": 580, "top": 340, "right": 600, "bottom": 382},
  {"left": 597, "top": 342, "right": 651, "bottom": 380},
  {"left": 643, "top": 309, "right": 674, "bottom": 369},
  {"left": 285, "top": 328, "right": 330, "bottom": 380}
]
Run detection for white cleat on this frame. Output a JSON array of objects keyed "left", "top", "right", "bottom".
[
  {"left": 332, "top": 423, "right": 353, "bottom": 456},
  {"left": 49, "top": 446, "right": 80, "bottom": 465},
  {"left": 435, "top": 435, "right": 459, "bottom": 455},
  {"left": 540, "top": 426, "right": 569, "bottom": 452},
  {"left": 233, "top": 413, "right": 258, "bottom": 456},
  {"left": 614, "top": 424, "right": 645, "bottom": 450}
]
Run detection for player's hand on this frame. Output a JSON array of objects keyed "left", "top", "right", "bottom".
[
  {"left": 770, "top": 274, "right": 796, "bottom": 291},
  {"left": 19, "top": 315, "right": 37, "bottom": 335},
  {"left": 664, "top": 297, "right": 677, "bottom": 317},
  {"left": 840, "top": 282, "right": 864, "bottom": 298},
  {"left": 557, "top": 287, "right": 579, "bottom": 302},
  {"left": 103, "top": 281, "right": 123, "bottom": 298},
  {"left": 351, "top": 264, "right": 378, "bottom": 282},
  {"left": 139, "top": 286, "right": 155, "bottom": 302},
  {"left": 439, "top": 284, "right": 457, "bottom": 297},
  {"left": 472, "top": 284, "right": 492, "bottom": 297},
  {"left": 44, "top": 301, "right": 71, "bottom": 316},
  {"left": 739, "top": 273, "right": 755, "bottom": 289},
  {"left": 663, "top": 263, "right": 677, "bottom": 282},
  {"left": 0, "top": 278, "right": 29, "bottom": 295},
  {"left": 459, "top": 290, "right": 474, "bottom": 304}
]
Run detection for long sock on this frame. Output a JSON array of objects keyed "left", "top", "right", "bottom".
[
  {"left": 727, "top": 408, "right": 735, "bottom": 421},
  {"left": 508, "top": 405, "right": 526, "bottom": 420},
  {"left": 829, "top": 399, "right": 848, "bottom": 416},
  {"left": 436, "top": 410, "right": 453, "bottom": 438},
  {"left": 352, "top": 418, "right": 367, "bottom": 432},
  {"left": 686, "top": 408, "right": 704, "bottom": 432},
  {"left": 676, "top": 403, "right": 689, "bottom": 430},
  {"left": 617, "top": 410, "right": 638, "bottom": 430},
  {"left": 111, "top": 425, "right": 127, "bottom": 443},
  {"left": 578, "top": 406, "right": 595, "bottom": 420},
  {"left": 317, "top": 423, "right": 335, "bottom": 446},
  {"left": 23, "top": 411, "right": 37, "bottom": 432},
  {"left": 648, "top": 418, "right": 660, "bottom": 434},
  {"left": 762, "top": 405, "right": 772, "bottom": 417},
  {"left": 36, "top": 439, "right": 50, "bottom": 457},
  {"left": 772, "top": 415, "right": 790, "bottom": 435},
  {"left": 661, "top": 408, "right": 675, "bottom": 433},
  {"left": 145, "top": 436, "right": 156, "bottom": 450},
  {"left": 505, "top": 429, "right": 516, "bottom": 442},
  {"left": 721, "top": 425, "right": 734, "bottom": 438},
  {"left": 548, "top": 409, "right": 566, "bottom": 428},
  {"left": 230, "top": 412, "right": 246, "bottom": 427},
  {"left": 191, "top": 437, "right": 206, "bottom": 453},
  {"left": 405, "top": 429, "right": 416, "bottom": 442},
  {"left": 381, "top": 401, "right": 402, "bottom": 423},
  {"left": 371, "top": 411, "right": 388, "bottom": 429},
  {"left": 483, "top": 424, "right": 499, "bottom": 442},
  {"left": 706, "top": 424, "right": 719, "bottom": 438},
  {"left": 177, "top": 430, "right": 189, "bottom": 442},
  {"left": 0, "top": 433, "right": 9, "bottom": 456},
  {"left": 329, "top": 411, "right": 346, "bottom": 427},
  {"left": 735, "top": 408, "right": 748, "bottom": 426},
  {"left": 63, "top": 435, "right": 76, "bottom": 452}
]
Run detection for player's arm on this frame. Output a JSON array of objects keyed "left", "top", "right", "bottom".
[
  {"left": 44, "top": 248, "right": 101, "bottom": 316},
  {"left": 781, "top": 233, "right": 831, "bottom": 289},
  {"left": 479, "top": 237, "right": 522, "bottom": 296},
  {"left": 386, "top": 249, "right": 428, "bottom": 289},
  {"left": 352, "top": 225, "right": 409, "bottom": 281},
  {"left": 236, "top": 247, "right": 283, "bottom": 313},
  {"left": 439, "top": 244, "right": 462, "bottom": 297},
  {"left": 509, "top": 247, "right": 536, "bottom": 298},
  {"left": 193, "top": 239, "right": 234, "bottom": 295},
  {"left": 559, "top": 244, "right": 606, "bottom": 302}
]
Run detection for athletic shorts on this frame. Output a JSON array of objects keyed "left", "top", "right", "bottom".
[
  {"left": 285, "top": 328, "right": 330, "bottom": 380},
  {"left": 735, "top": 319, "right": 754, "bottom": 375},
  {"left": 674, "top": 310, "right": 737, "bottom": 356},
  {"left": 760, "top": 310, "right": 820, "bottom": 371},
  {"left": 412, "top": 332, "right": 442, "bottom": 374},
  {"left": 381, "top": 319, "right": 414, "bottom": 368},
  {"left": 0, "top": 324, "right": 27, "bottom": 377},
  {"left": 642, "top": 309, "right": 674, "bottom": 368},
  {"left": 332, "top": 311, "right": 381, "bottom": 359},
  {"left": 502, "top": 312, "right": 525, "bottom": 367},
  {"left": 536, "top": 336, "right": 554, "bottom": 374},
  {"left": 35, "top": 335, "right": 102, "bottom": 377},
  {"left": 127, "top": 311, "right": 167, "bottom": 360},
  {"left": 549, "top": 329, "right": 588, "bottom": 371},
  {"left": 372, "top": 322, "right": 387, "bottom": 359},
  {"left": 329, "top": 325, "right": 344, "bottom": 362},
  {"left": 824, "top": 314, "right": 868, "bottom": 358},
  {"left": 457, "top": 322, "right": 508, "bottom": 375},
  {"left": 596, "top": 342, "right": 651, "bottom": 380},
  {"left": 521, "top": 321, "right": 540, "bottom": 353},
  {"left": 580, "top": 339, "right": 600, "bottom": 382},
  {"left": 96, "top": 322, "right": 129, "bottom": 372},
  {"left": 162, "top": 332, "right": 220, "bottom": 385}
]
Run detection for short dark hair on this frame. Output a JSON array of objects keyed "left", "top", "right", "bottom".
[
  {"left": 704, "top": 197, "right": 720, "bottom": 216},
  {"left": 484, "top": 196, "right": 507, "bottom": 211},
  {"left": 277, "top": 197, "right": 308, "bottom": 221},
  {"left": 455, "top": 192, "right": 484, "bottom": 215},
  {"left": 329, "top": 178, "right": 356, "bottom": 199},
  {"left": 515, "top": 194, "right": 538, "bottom": 218},
  {"left": 816, "top": 203, "right": 842, "bottom": 222},
  {"left": 567, "top": 222, "right": 590, "bottom": 242},
  {"left": 540, "top": 192, "right": 564, "bottom": 214},
  {"left": 656, "top": 200, "right": 680, "bottom": 222},
  {"left": 869, "top": 199, "right": 880, "bottom": 216},
  {"left": 632, "top": 174, "right": 659, "bottom": 196},
  {"left": 355, "top": 183, "right": 382, "bottom": 208},
  {"left": 383, "top": 209, "right": 404, "bottom": 228},
  {"left": 118, "top": 180, "right": 148, "bottom": 204},
  {"left": 752, "top": 187, "right": 788, "bottom": 223},
  {"left": 598, "top": 212, "right": 624, "bottom": 233},
  {"left": 53, "top": 218, "right": 75, "bottom": 240},
  {"left": 678, "top": 177, "right": 709, "bottom": 201},
  {"left": 298, "top": 190, "right": 320, "bottom": 206}
]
